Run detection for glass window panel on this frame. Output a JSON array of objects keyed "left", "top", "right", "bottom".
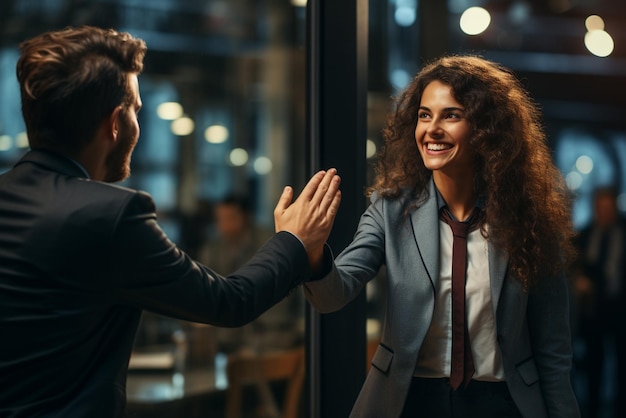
[
  {"left": 132, "top": 78, "right": 180, "bottom": 166},
  {"left": 0, "top": 48, "right": 27, "bottom": 166},
  {"left": 1, "top": 0, "right": 306, "bottom": 415},
  {"left": 195, "top": 106, "right": 233, "bottom": 201},
  {"left": 555, "top": 128, "right": 621, "bottom": 229}
]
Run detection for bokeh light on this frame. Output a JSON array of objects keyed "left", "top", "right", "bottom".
[
  {"left": 204, "top": 125, "right": 229, "bottom": 144},
  {"left": 171, "top": 117, "right": 195, "bottom": 136},
  {"left": 157, "top": 102, "right": 184, "bottom": 120},
  {"left": 460, "top": 7, "right": 491, "bottom": 36},
  {"left": 229, "top": 148, "right": 248, "bottom": 166},
  {"left": 585, "top": 15, "right": 605, "bottom": 31},
  {"left": 584, "top": 30, "right": 614, "bottom": 57}
]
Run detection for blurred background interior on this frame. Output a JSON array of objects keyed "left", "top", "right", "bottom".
[{"left": 1, "top": 0, "right": 625, "bottom": 417}]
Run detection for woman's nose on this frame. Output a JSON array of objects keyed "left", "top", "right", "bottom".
[{"left": 427, "top": 119, "right": 443, "bottom": 137}]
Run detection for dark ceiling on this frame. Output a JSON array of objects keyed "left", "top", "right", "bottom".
[
  {"left": 448, "top": 0, "right": 626, "bottom": 128},
  {"left": 1, "top": 0, "right": 624, "bottom": 127}
]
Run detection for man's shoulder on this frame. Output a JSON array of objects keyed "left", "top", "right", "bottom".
[
  {"left": 69, "top": 177, "right": 145, "bottom": 199},
  {"left": 63, "top": 178, "right": 154, "bottom": 215},
  {"left": 5, "top": 150, "right": 149, "bottom": 204}
]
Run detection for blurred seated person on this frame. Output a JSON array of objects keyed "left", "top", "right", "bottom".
[
  {"left": 197, "top": 196, "right": 304, "bottom": 418},
  {"left": 200, "top": 195, "right": 274, "bottom": 275},
  {"left": 198, "top": 195, "right": 303, "bottom": 356}
]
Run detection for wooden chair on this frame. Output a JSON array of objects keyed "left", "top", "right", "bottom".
[{"left": 225, "top": 346, "right": 305, "bottom": 418}]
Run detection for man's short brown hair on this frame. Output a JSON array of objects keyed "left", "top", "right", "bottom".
[{"left": 16, "top": 26, "right": 147, "bottom": 153}]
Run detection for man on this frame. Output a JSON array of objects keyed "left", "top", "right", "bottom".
[
  {"left": 573, "top": 187, "right": 626, "bottom": 418},
  {"left": 0, "top": 26, "right": 341, "bottom": 417}
]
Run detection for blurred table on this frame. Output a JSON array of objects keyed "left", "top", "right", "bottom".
[
  {"left": 127, "top": 367, "right": 225, "bottom": 417},
  {"left": 127, "top": 367, "right": 217, "bottom": 403}
]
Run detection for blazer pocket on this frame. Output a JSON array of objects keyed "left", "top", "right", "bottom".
[
  {"left": 515, "top": 357, "right": 539, "bottom": 386},
  {"left": 371, "top": 344, "right": 394, "bottom": 374}
]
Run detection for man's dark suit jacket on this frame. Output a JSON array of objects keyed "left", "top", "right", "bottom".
[{"left": 0, "top": 150, "right": 315, "bottom": 417}]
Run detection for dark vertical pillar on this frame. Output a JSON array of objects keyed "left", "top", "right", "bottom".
[
  {"left": 306, "top": 0, "right": 368, "bottom": 417},
  {"left": 418, "top": 0, "right": 449, "bottom": 64}
]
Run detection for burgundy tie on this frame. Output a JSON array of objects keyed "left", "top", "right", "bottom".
[{"left": 440, "top": 207, "right": 480, "bottom": 390}]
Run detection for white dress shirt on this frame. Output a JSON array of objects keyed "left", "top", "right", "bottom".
[{"left": 414, "top": 202, "right": 505, "bottom": 381}]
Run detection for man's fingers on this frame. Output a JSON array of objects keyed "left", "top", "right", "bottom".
[
  {"left": 274, "top": 186, "right": 294, "bottom": 214},
  {"left": 327, "top": 190, "right": 342, "bottom": 219},
  {"left": 310, "top": 168, "right": 338, "bottom": 206},
  {"left": 317, "top": 174, "right": 341, "bottom": 214},
  {"left": 296, "top": 170, "right": 326, "bottom": 202}
]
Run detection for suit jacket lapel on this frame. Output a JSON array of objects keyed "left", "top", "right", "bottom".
[
  {"left": 408, "top": 178, "right": 510, "bottom": 316},
  {"left": 488, "top": 240, "right": 509, "bottom": 316},
  {"left": 409, "top": 180, "right": 440, "bottom": 290}
]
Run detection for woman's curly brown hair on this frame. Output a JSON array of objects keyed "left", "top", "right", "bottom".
[{"left": 369, "top": 55, "right": 574, "bottom": 289}]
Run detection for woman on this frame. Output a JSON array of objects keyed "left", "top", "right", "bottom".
[{"left": 304, "top": 56, "right": 580, "bottom": 418}]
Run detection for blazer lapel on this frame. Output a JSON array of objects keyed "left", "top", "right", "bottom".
[
  {"left": 407, "top": 179, "right": 509, "bottom": 314},
  {"left": 488, "top": 240, "right": 509, "bottom": 315},
  {"left": 409, "top": 180, "right": 440, "bottom": 290}
]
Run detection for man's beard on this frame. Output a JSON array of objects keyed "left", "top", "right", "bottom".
[{"left": 103, "top": 131, "right": 135, "bottom": 183}]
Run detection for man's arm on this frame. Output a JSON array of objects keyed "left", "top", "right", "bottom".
[{"left": 102, "top": 170, "right": 341, "bottom": 326}]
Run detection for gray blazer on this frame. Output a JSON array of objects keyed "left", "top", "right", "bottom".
[{"left": 304, "top": 180, "right": 580, "bottom": 418}]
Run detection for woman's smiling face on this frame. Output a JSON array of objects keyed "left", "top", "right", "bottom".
[{"left": 414, "top": 80, "right": 475, "bottom": 179}]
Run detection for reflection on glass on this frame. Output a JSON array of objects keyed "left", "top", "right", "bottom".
[{"left": 0, "top": 0, "right": 306, "bottom": 415}]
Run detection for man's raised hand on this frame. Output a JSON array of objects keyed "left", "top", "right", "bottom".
[{"left": 274, "top": 169, "right": 341, "bottom": 270}]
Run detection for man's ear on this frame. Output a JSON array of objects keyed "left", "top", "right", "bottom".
[{"left": 107, "top": 106, "right": 123, "bottom": 142}]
